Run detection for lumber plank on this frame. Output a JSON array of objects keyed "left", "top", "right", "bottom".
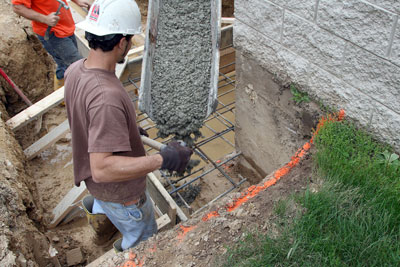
[
  {"left": 48, "top": 183, "right": 88, "bottom": 229},
  {"left": 150, "top": 197, "right": 164, "bottom": 217},
  {"left": 146, "top": 176, "right": 175, "bottom": 223},
  {"left": 220, "top": 25, "right": 233, "bottom": 50},
  {"left": 147, "top": 172, "right": 188, "bottom": 222},
  {"left": 68, "top": 0, "right": 88, "bottom": 19},
  {"left": 221, "top": 17, "right": 235, "bottom": 24},
  {"left": 219, "top": 47, "right": 235, "bottom": 75},
  {"left": 58, "top": 206, "right": 85, "bottom": 226},
  {"left": 24, "top": 119, "right": 70, "bottom": 160},
  {"left": 6, "top": 88, "right": 64, "bottom": 131},
  {"left": 156, "top": 213, "right": 171, "bottom": 230},
  {"left": 127, "top": 45, "right": 144, "bottom": 58},
  {"left": 75, "top": 28, "right": 89, "bottom": 58}
]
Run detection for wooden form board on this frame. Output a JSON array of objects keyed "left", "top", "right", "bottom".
[
  {"left": 24, "top": 119, "right": 69, "bottom": 160},
  {"left": 48, "top": 182, "right": 87, "bottom": 228},
  {"left": 220, "top": 25, "right": 233, "bottom": 50},
  {"left": 147, "top": 175, "right": 176, "bottom": 226},
  {"left": 219, "top": 47, "right": 236, "bottom": 75},
  {"left": 6, "top": 88, "right": 64, "bottom": 131},
  {"left": 68, "top": 0, "right": 89, "bottom": 20},
  {"left": 147, "top": 172, "right": 188, "bottom": 222},
  {"left": 221, "top": 17, "right": 235, "bottom": 24}
]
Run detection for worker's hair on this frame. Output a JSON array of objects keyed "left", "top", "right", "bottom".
[{"left": 85, "top": 32, "right": 133, "bottom": 52}]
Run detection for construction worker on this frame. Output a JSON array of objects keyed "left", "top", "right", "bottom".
[
  {"left": 11, "top": 0, "right": 91, "bottom": 90},
  {"left": 64, "top": 0, "right": 193, "bottom": 252}
]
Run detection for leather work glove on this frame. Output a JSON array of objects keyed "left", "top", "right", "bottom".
[
  {"left": 138, "top": 126, "right": 149, "bottom": 137},
  {"left": 159, "top": 141, "right": 193, "bottom": 173}
]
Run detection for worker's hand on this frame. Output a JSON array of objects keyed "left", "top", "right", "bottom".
[
  {"left": 138, "top": 126, "right": 149, "bottom": 137},
  {"left": 45, "top": 12, "right": 60, "bottom": 27},
  {"left": 73, "top": 0, "right": 91, "bottom": 10},
  {"left": 159, "top": 141, "right": 193, "bottom": 173}
]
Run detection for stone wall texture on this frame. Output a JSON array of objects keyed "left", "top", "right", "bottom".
[{"left": 234, "top": 0, "right": 400, "bottom": 152}]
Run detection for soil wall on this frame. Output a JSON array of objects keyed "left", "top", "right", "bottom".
[
  {"left": 0, "top": 117, "right": 51, "bottom": 266},
  {"left": 235, "top": 53, "right": 321, "bottom": 179},
  {"left": 0, "top": 1, "right": 57, "bottom": 266}
]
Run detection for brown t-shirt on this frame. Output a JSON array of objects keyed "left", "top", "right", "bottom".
[{"left": 64, "top": 59, "right": 146, "bottom": 203}]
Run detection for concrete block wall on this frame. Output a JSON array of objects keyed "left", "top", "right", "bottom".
[{"left": 234, "top": 0, "right": 400, "bottom": 152}]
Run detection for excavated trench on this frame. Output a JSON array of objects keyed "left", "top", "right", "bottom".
[{"left": 0, "top": 1, "right": 250, "bottom": 266}]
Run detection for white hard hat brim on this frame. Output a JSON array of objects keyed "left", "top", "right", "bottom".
[
  {"left": 77, "top": 19, "right": 141, "bottom": 36},
  {"left": 76, "top": 20, "right": 111, "bottom": 36}
]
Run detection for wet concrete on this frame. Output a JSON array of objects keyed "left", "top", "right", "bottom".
[{"left": 150, "top": 0, "right": 212, "bottom": 143}]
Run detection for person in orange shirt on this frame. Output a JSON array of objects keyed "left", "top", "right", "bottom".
[{"left": 12, "top": 0, "right": 91, "bottom": 89}]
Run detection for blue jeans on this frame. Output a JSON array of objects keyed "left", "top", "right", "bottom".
[
  {"left": 37, "top": 33, "right": 82, "bottom": 79},
  {"left": 94, "top": 192, "right": 158, "bottom": 250}
]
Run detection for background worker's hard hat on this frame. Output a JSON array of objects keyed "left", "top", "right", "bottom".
[{"left": 77, "top": 0, "right": 141, "bottom": 36}]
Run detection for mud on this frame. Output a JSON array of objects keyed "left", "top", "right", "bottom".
[{"left": 150, "top": 0, "right": 213, "bottom": 143}]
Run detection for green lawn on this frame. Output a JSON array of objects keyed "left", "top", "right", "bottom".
[{"left": 219, "top": 119, "right": 400, "bottom": 266}]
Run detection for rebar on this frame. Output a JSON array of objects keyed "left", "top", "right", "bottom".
[{"left": 123, "top": 57, "right": 247, "bottom": 213}]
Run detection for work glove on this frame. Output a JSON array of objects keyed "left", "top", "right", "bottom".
[
  {"left": 138, "top": 126, "right": 149, "bottom": 137},
  {"left": 159, "top": 141, "right": 193, "bottom": 173}
]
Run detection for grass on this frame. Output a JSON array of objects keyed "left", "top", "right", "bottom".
[
  {"left": 218, "top": 119, "right": 400, "bottom": 266},
  {"left": 290, "top": 83, "right": 310, "bottom": 104}
]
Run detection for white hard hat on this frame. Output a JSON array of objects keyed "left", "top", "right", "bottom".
[{"left": 77, "top": 0, "right": 142, "bottom": 36}]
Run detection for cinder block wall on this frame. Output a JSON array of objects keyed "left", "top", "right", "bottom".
[{"left": 234, "top": 0, "right": 400, "bottom": 170}]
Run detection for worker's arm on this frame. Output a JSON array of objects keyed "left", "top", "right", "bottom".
[
  {"left": 71, "top": 0, "right": 91, "bottom": 10},
  {"left": 90, "top": 141, "right": 193, "bottom": 183},
  {"left": 90, "top": 152, "right": 163, "bottom": 183},
  {"left": 12, "top": 4, "right": 59, "bottom": 26}
]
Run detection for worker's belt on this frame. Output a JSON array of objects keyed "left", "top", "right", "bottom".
[{"left": 123, "top": 192, "right": 147, "bottom": 208}]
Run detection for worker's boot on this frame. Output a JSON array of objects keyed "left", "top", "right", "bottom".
[
  {"left": 82, "top": 195, "right": 118, "bottom": 246},
  {"left": 54, "top": 76, "right": 64, "bottom": 90},
  {"left": 54, "top": 75, "right": 65, "bottom": 105},
  {"left": 113, "top": 238, "right": 123, "bottom": 253}
]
